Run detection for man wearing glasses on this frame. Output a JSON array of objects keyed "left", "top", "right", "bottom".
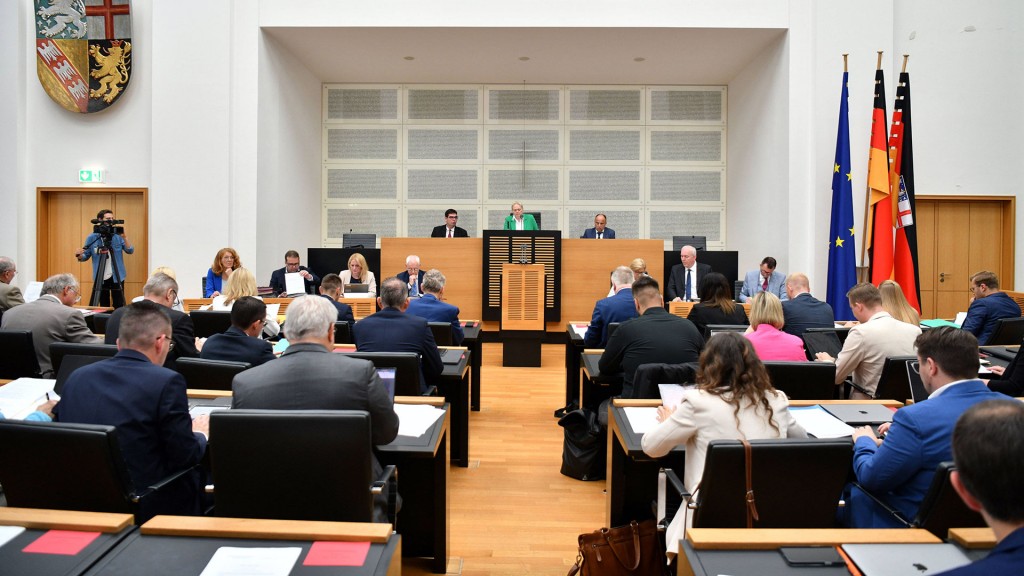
[
  {"left": 430, "top": 208, "right": 469, "bottom": 238},
  {"left": 269, "top": 250, "right": 320, "bottom": 296},
  {"left": 103, "top": 273, "right": 201, "bottom": 369},
  {"left": 0, "top": 273, "right": 100, "bottom": 377}
]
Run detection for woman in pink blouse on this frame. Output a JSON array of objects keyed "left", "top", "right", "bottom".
[{"left": 744, "top": 291, "right": 807, "bottom": 361}]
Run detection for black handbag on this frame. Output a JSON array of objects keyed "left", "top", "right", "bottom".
[{"left": 557, "top": 408, "right": 605, "bottom": 481}]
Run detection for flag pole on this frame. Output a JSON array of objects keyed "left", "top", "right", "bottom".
[
  {"left": 843, "top": 53, "right": 848, "bottom": 73},
  {"left": 860, "top": 51, "right": 884, "bottom": 269},
  {"left": 901, "top": 54, "right": 908, "bottom": 73}
]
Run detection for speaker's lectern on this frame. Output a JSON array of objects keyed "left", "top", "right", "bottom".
[{"left": 501, "top": 263, "right": 545, "bottom": 366}]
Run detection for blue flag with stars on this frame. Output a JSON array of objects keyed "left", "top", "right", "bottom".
[{"left": 827, "top": 71, "right": 857, "bottom": 321}]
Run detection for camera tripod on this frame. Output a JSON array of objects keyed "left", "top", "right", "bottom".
[{"left": 85, "top": 233, "right": 125, "bottom": 307}]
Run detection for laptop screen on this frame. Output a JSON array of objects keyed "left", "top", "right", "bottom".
[{"left": 376, "top": 367, "right": 396, "bottom": 400}]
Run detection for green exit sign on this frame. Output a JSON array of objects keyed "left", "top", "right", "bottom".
[{"left": 79, "top": 169, "right": 104, "bottom": 183}]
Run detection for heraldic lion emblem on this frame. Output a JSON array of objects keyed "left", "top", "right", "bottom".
[{"left": 89, "top": 41, "right": 131, "bottom": 103}]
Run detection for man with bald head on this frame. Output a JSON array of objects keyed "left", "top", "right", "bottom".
[
  {"left": 666, "top": 245, "right": 712, "bottom": 302},
  {"left": 781, "top": 273, "right": 835, "bottom": 336}
]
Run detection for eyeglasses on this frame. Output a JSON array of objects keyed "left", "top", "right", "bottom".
[
  {"left": 68, "top": 286, "right": 82, "bottom": 304},
  {"left": 156, "top": 333, "right": 175, "bottom": 351},
  {"left": 909, "top": 361, "right": 920, "bottom": 374}
]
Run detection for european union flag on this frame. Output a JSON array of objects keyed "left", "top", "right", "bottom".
[{"left": 827, "top": 71, "right": 857, "bottom": 321}]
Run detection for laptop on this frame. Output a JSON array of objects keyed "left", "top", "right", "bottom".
[
  {"left": 841, "top": 544, "right": 970, "bottom": 575},
  {"left": 439, "top": 349, "right": 463, "bottom": 365},
  {"left": 376, "top": 367, "right": 396, "bottom": 400},
  {"left": 821, "top": 403, "right": 895, "bottom": 426},
  {"left": 344, "top": 283, "right": 370, "bottom": 294}
]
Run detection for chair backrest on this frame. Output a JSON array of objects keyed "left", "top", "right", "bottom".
[
  {"left": 691, "top": 438, "right": 852, "bottom": 528},
  {"left": 342, "top": 352, "right": 421, "bottom": 396},
  {"left": 873, "top": 355, "right": 918, "bottom": 401},
  {"left": 189, "top": 310, "right": 233, "bottom": 338},
  {"left": 801, "top": 330, "right": 843, "bottom": 359},
  {"left": 913, "top": 462, "right": 986, "bottom": 537},
  {"left": 174, "top": 357, "right": 251, "bottom": 391},
  {"left": 0, "top": 420, "right": 134, "bottom": 514},
  {"left": 733, "top": 280, "right": 744, "bottom": 302},
  {"left": 672, "top": 235, "right": 707, "bottom": 252},
  {"left": 49, "top": 341, "right": 118, "bottom": 375},
  {"left": 763, "top": 361, "right": 837, "bottom": 400},
  {"left": 427, "top": 321, "right": 453, "bottom": 346},
  {"left": 630, "top": 362, "right": 698, "bottom": 400},
  {"left": 210, "top": 410, "right": 375, "bottom": 522},
  {"left": 606, "top": 322, "right": 621, "bottom": 342},
  {"left": 0, "top": 330, "right": 41, "bottom": 379},
  {"left": 54, "top": 354, "right": 111, "bottom": 395},
  {"left": 704, "top": 324, "right": 747, "bottom": 340},
  {"left": 334, "top": 320, "right": 352, "bottom": 344},
  {"left": 92, "top": 312, "right": 112, "bottom": 335},
  {"left": 986, "top": 317, "right": 1024, "bottom": 345}
]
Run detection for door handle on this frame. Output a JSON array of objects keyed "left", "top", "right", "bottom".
[{"left": 939, "top": 272, "right": 947, "bottom": 283}]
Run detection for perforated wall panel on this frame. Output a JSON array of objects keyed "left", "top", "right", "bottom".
[
  {"left": 407, "top": 209, "right": 479, "bottom": 238},
  {"left": 569, "top": 89, "right": 642, "bottom": 121},
  {"left": 649, "top": 210, "right": 722, "bottom": 243},
  {"left": 326, "top": 168, "right": 398, "bottom": 200},
  {"left": 568, "top": 210, "right": 640, "bottom": 239},
  {"left": 650, "top": 89, "right": 723, "bottom": 122},
  {"left": 569, "top": 130, "right": 641, "bottom": 161},
  {"left": 650, "top": 130, "right": 723, "bottom": 162},
  {"left": 649, "top": 170, "right": 723, "bottom": 202},
  {"left": 487, "top": 170, "right": 559, "bottom": 201},
  {"left": 488, "top": 90, "right": 560, "bottom": 121},
  {"left": 567, "top": 170, "right": 641, "bottom": 201},
  {"left": 408, "top": 89, "right": 479, "bottom": 120},
  {"left": 487, "top": 130, "right": 560, "bottom": 161},
  {"left": 327, "top": 128, "right": 398, "bottom": 160},
  {"left": 407, "top": 129, "right": 479, "bottom": 160},
  {"left": 327, "top": 208, "right": 398, "bottom": 240},
  {"left": 326, "top": 88, "right": 399, "bottom": 121},
  {"left": 407, "top": 169, "right": 478, "bottom": 200}
]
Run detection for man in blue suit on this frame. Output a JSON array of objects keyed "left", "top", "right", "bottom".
[
  {"left": 583, "top": 266, "right": 638, "bottom": 348},
  {"left": 317, "top": 273, "right": 355, "bottom": 323},
  {"left": 200, "top": 296, "right": 276, "bottom": 367},
  {"left": 781, "top": 273, "right": 835, "bottom": 336},
  {"left": 55, "top": 301, "right": 209, "bottom": 522},
  {"left": 739, "top": 256, "right": 787, "bottom": 303},
  {"left": 395, "top": 255, "right": 426, "bottom": 298},
  {"left": 961, "top": 271, "right": 1021, "bottom": 345},
  {"left": 75, "top": 209, "right": 134, "bottom": 308},
  {"left": 939, "top": 400, "right": 1024, "bottom": 576},
  {"left": 844, "top": 327, "right": 1007, "bottom": 528},
  {"left": 406, "top": 269, "right": 463, "bottom": 345},
  {"left": 354, "top": 277, "right": 443, "bottom": 394},
  {"left": 581, "top": 214, "right": 615, "bottom": 239}
]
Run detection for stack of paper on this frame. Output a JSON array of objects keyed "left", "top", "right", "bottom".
[
  {"left": 0, "top": 378, "right": 56, "bottom": 420},
  {"left": 394, "top": 403, "right": 446, "bottom": 437},
  {"left": 623, "top": 406, "right": 660, "bottom": 434}
]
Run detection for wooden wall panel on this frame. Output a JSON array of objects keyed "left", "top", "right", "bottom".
[{"left": 381, "top": 238, "right": 484, "bottom": 321}]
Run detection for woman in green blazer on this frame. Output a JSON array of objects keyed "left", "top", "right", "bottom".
[{"left": 502, "top": 201, "right": 539, "bottom": 230}]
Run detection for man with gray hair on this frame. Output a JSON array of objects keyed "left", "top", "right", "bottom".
[
  {"left": 396, "top": 255, "right": 424, "bottom": 297},
  {"left": 231, "top": 295, "right": 399, "bottom": 521},
  {"left": 407, "top": 269, "right": 464, "bottom": 345},
  {"left": 354, "top": 277, "right": 443, "bottom": 394},
  {"left": 104, "top": 273, "right": 201, "bottom": 368},
  {"left": 1, "top": 273, "right": 100, "bottom": 376},
  {"left": 583, "top": 266, "right": 639, "bottom": 348},
  {"left": 0, "top": 256, "right": 25, "bottom": 311}
]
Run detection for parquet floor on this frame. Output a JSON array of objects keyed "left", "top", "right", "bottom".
[{"left": 403, "top": 343, "right": 605, "bottom": 575}]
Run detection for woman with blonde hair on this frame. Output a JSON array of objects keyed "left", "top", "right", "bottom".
[
  {"left": 744, "top": 292, "right": 807, "bottom": 361},
  {"left": 642, "top": 332, "right": 806, "bottom": 556},
  {"left": 607, "top": 258, "right": 649, "bottom": 297},
  {"left": 210, "top": 267, "right": 280, "bottom": 337},
  {"left": 339, "top": 252, "right": 377, "bottom": 297},
  {"left": 205, "top": 247, "right": 241, "bottom": 297},
  {"left": 879, "top": 279, "right": 921, "bottom": 326},
  {"left": 132, "top": 266, "right": 183, "bottom": 311}
]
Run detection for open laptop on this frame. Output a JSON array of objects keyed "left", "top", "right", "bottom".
[
  {"left": 344, "top": 283, "right": 370, "bottom": 294},
  {"left": 821, "top": 403, "right": 895, "bottom": 426},
  {"left": 841, "top": 543, "right": 970, "bottom": 575},
  {"left": 377, "top": 367, "right": 396, "bottom": 400}
]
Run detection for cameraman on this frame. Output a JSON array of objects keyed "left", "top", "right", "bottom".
[{"left": 76, "top": 209, "right": 134, "bottom": 308}]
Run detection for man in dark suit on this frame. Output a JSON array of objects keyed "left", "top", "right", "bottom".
[
  {"left": 318, "top": 273, "right": 354, "bottom": 323},
  {"left": 666, "top": 245, "right": 712, "bottom": 302},
  {"left": 199, "top": 296, "right": 275, "bottom": 367},
  {"left": 269, "top": 250, "right": 319, "bottom": 296},
  {"left": 231, "top": 295, "right": 398, "bottom": 522},
  {"left": 395, "top": 255, "right": 426, "bottom": 297},
  {"left": 781, "top": 272, "right": 835, "bottom": 336},
  {"left": 55, "top": 301, "right": 209, "bottom": 522},
  {"left": 599, "top": 276, "right": 704, "bottom": 398},
  {"left": 941, "top": 400, "right": 1024, "bottom": 576},
  {"left": 430, "top": 208, "right": 469, "bottom": 238},
  {"left": 962, "top": 271, "right": 1022, "bottom": 345},
  {"left": 406, "top": 269, "right": 464, "bottom": 345},
  {"left": 1, "top": 273, "right": 100, "bottom": 377},
  {"left": 354, "top": 277, "right": 443, "bottom": 394},
  {"left": 104, "top": 273, "right": 200, "bottom": 369},
  {"left": 584, "top": 266, "right": 638, "bottom": 348},
  {"left": 580, "top": 213, "right": 616, "bottom": 239},
  {"left": 0, "top": 256, "right": 25, "bottom": 311}
]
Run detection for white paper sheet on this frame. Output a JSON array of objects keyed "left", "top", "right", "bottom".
[
  {"left": 198, "top": 546, "right": 302, "bottom": 576},
  {"left": 265, "top": 303, "right": 280, "bottom": 319},
  {"left": 789, "top": 405, "right": 855, "bottom": 438},
  {"left": 624, "top": 406, "right": 661, "bottom": 435},
  {"left": 284, "top": 272, "right": 305, "bottom": 296},
  {"left": 23, "top": 281, "right": 43, "bottom": 303},
  {"left": 189, "top": 406, "right": 229, "bottom": 419},
  {"left": 954, "top": 311, "right": 968, "bottom": 327},
  {"left": 658, "top": 384, "right": 695, "bottom": 408},
  {"left": 0, "top": 378, "right": 56, "bottom": 420},
  {"left": 0, "top": 526, "right": 26, "bottom": 549},
  {"left": 571, "top": 324, "right": 589, "bottom": 339},
  {"left": 394, "top": 403, "right": 446, "bottom": 437}
]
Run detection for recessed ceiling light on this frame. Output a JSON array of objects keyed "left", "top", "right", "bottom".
[
  {"left": 403, "top": 56, "right": 415, "bottom": 61},
  {"left": 634, "top": 57, "right": 646, "bottom": 62},
  {"left": 518, "top": 56, "right": 530, "bottom": 61}
]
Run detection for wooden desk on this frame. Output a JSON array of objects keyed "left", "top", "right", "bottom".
[
  {"left": 680, "top": 528, "right": 941, "bottom": 576},
  {"left": 461, "top": 321, "right": 482, "bottom": 411},
  {"left": 339, "top": 296, "right": 376, "bottom": 319},
  {"left": 437, "top": 349, "right": 471, "bottom": 468},
  {"left": 83, "top": 516, "right": 400, "bottom": 575},
  {"left": 580, "top": 349, "right": 622, "bottom": 410},
  {"left": 948, "top": 527, "right": 997, "bottom": 549},
  {"left": 0, "top": 508, "right": 135, "bottom": 576}
]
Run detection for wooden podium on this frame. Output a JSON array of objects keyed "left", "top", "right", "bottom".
[{"left": 501, "top": 263, "right": 545, "bottom": 366}]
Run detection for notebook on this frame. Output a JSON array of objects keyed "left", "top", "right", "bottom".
[{"left": 841, "top": 543, "right": 970, "bottom": 575}]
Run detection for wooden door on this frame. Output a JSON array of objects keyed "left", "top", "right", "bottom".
[
  {"left": 915, "top": 197, "right": 1014, "bottom": 318},
  {"left": 37, "top": 188, "right": 148, "bottom": 303}
]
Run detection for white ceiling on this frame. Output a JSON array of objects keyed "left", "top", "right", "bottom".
[{"left": 262, "top": 27, "right": 786, "bottom": 85}]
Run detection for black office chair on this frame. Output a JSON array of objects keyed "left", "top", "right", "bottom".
[
  {"left": 189, "top": 310, "right": 233, "bottom": 338},
  {"left": 985, "top": 317, "right": 1024, "bottom": 345},
  {"left": 334, "top": 320, "right": 352, "bottom": 344},
  {"left": 629, "top": 362, "right": 698, "bottom": 400},
  {"left": 174, "top": 358, "right": 251, "bottom": 391},
  {"left": 672, "top": 235, "right": 707, "bottom": 252},
  {"left": 49, "top": 341, "right": 118, "bottom": 375},
  {"left": 427, "top": 321, "right": 453, "bottom": 346},
  {"left": 54, "top": 354, "right": 112, "bottom": 394},
  {"left": 659, "top": 438, "right": 852, "bottom": 529},
  {"left": 0, "top": 330, "right": 41, "bottom": 379},
  {"left": 606, "top": 322, "right": 621, "bottom": 343},
  {"left": 733, "top": 280, "right": 744, "bottom": 302},
  {"left": 873, "top": 355, "right": 918, "bottom": 401},
  {"left": 343, "top": 351, "right": 423, "bottom": 396},
  {"left": 0, "top": 419, "right": 197, "bottom": 524},
  {"left": 853, "top": 462, "right": 985, "bottom": 537},
  {"left": 763, "top": 361, "right": 836, "bottom": 400},
  {"left": 209, "top": 410, "right": 397, "bottom": 524},
  {"left": 91, "top": 312, "right": 112, "bottom": 335}
]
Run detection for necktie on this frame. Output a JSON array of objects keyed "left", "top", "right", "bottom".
[
  {"left": 685, "top": 268, "right": 692, "bottom": 302},
  {"left": 597, "top": 232, "right": 602, "bottom": 239},
  {"left": 762, "top": 275, "right": 769, "bottom": 291},
  {"left": 447, "top": 228, "right": 452, "bottom": 238}
]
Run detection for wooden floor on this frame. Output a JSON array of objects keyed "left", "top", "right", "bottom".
[{"left": 403, "top": 343, "right": 605, "bottom": 575}]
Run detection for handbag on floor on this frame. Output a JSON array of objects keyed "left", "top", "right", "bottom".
[{"left": 567, "top": 519, "right": 666, "bottom": 576}]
